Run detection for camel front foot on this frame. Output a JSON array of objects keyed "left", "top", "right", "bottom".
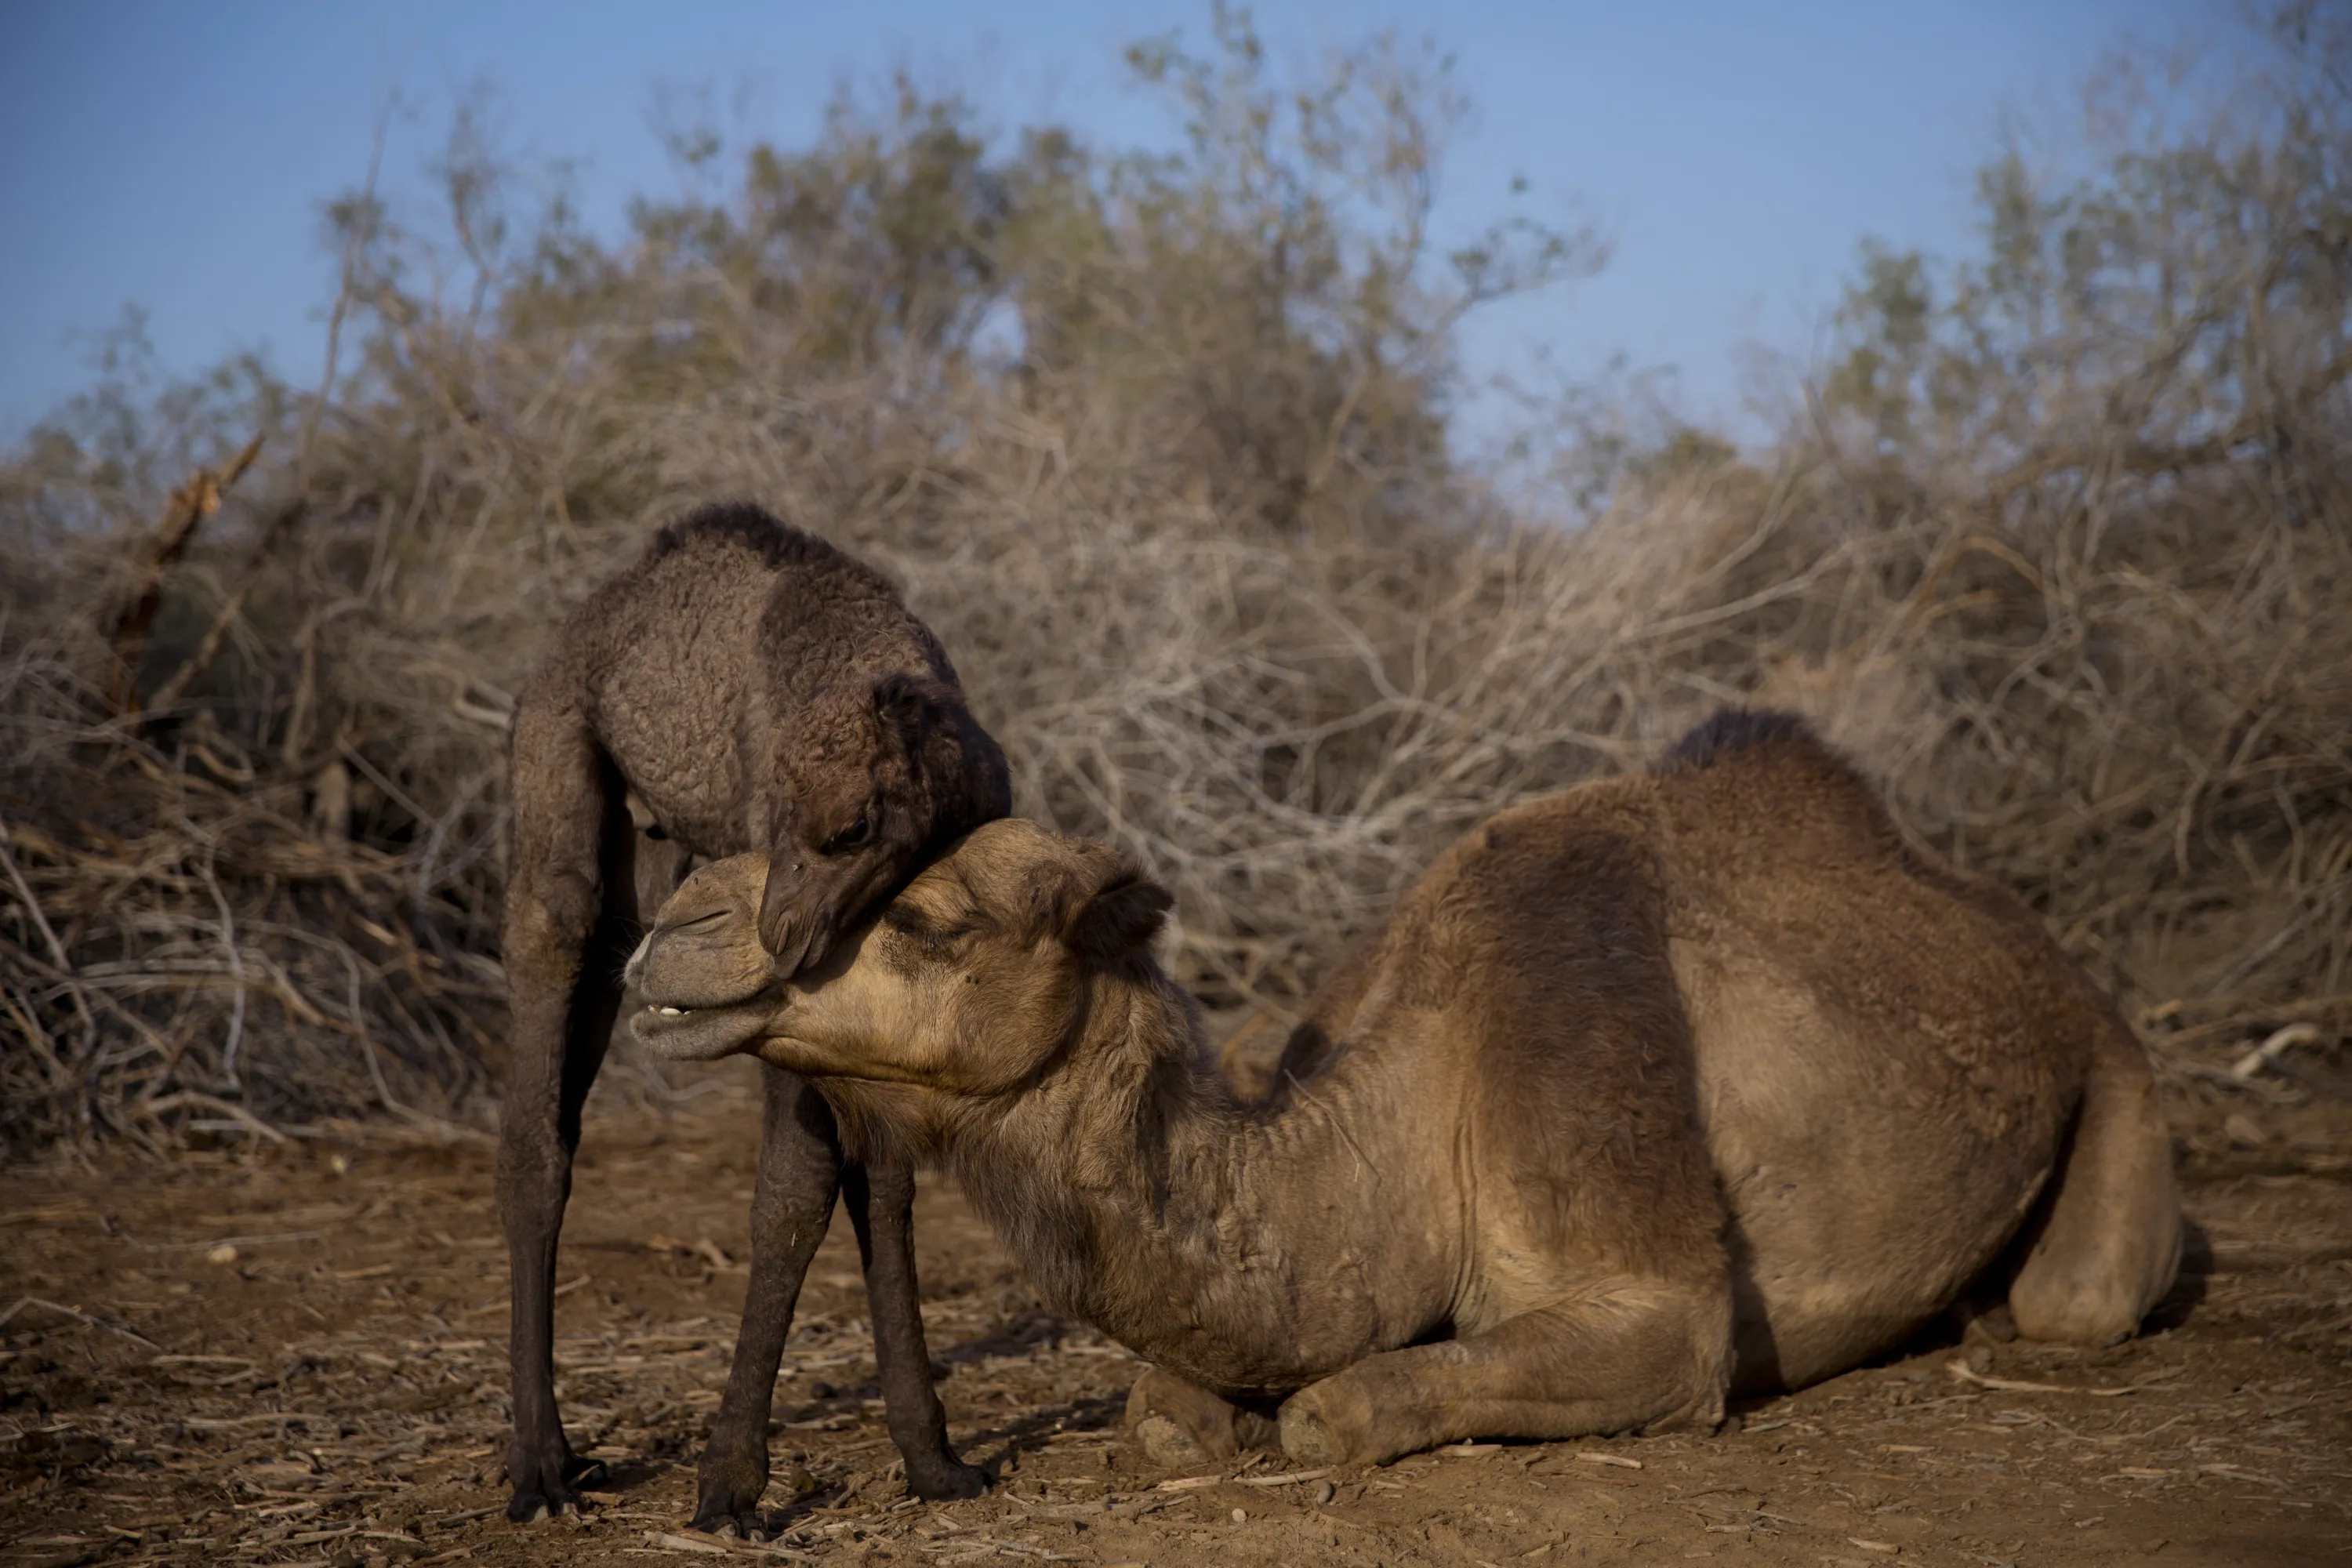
[
  {"left": 902, "top": 1449, "right": 989, "bottom": 1501},
  {"left": 1277, "top": 1288, "right": 1733, "bottom": 1468},
  {"left": 504, "top": 1438, "right": 607, "bottom": 1523},
  {"left": 690, "top": 1425, "right": 812, "bottom": 1538},
  {"left": 1125, "top": 1367, "right": 1278, "bottom": 1470},
  {"left": 1276, "top": 1376, "right": 1382, "bottom": 1467}
]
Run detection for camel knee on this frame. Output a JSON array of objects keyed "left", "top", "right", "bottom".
[
  {"left": 1127, "top": 1368, "right": 1269, "bottom": 1469},
  {"left": 496, "top": 1116, "right": 575, "bottom": 1221},
  {"left": 855, "top": 1162, "right": 919, "bottom": 1227},
  {"left": 2010, "top": 1277, "right": 2143, "bottom": 1347},
  {"left": 504, "top": 880, "right": 600, "bottom": 983},
  {"left": 2010, "top": 1190, "right": 2181, "bottom": 1345},
  {"left": 1276, "top": 1371, "right": 1384, "bottom": 1467},
  {"left": 2009, "top": 1063, "right": 2182, "bottom": 1345}
]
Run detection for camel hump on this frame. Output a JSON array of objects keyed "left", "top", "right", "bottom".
[
  {"left": 1655, "top": 709, "right": 1824, "bottom": 773},
  {"left": 632, "top": 501, "right": 944, "bottom": 685},
  {"left": 1652, "top": 709, "right": 1905, "bottom": 868},
  {"left": 643, "top": 502, "right": 898, "bottom": 595}
]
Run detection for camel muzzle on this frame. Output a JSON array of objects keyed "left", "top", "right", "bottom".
[{"left": 627, "top": 999, "right": 769, "bottom": 1062}]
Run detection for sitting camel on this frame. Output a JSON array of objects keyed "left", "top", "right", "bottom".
[{"left": 620, "top": 711, "right": 2183, "bottom": 1468}]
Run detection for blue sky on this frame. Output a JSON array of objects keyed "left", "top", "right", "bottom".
[{"left": 0, "top": 1, "right": 2220, "bottom": 446}]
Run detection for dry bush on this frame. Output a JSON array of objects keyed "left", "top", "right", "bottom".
[{"left": 2, "top": 6, "right": 2345, "bottom": 1154}]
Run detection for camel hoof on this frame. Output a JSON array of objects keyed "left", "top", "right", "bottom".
[
  {"left": 1134, "top": 1414, "right": 1217, "bottom": 1472},
  {"left": 690, "top": 1472, "right": 768, "bottom": 1535},
  {"left": 688, "top": 1508, "right": 761, "bottom": 1540},
  {"left": 506, "top": 1448, "right": 593, "bottom": 1524},
  {"left": 1276, "top": 1404, "right": 1348, "bottom": 1468},
  {"left": 907, "top": 1456, "right": 989, "bottom": 1501}
]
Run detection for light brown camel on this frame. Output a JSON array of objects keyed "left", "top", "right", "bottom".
[{"left": 620, "top": 711, "right": 2183, "bottom": 1468}]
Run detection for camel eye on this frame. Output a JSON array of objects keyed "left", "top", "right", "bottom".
[
  {"left": 883, "top": 908, "right": 972, "bottom": 959},
  {"left": 823, "top": 815, "right": 873, "bottom": 855}
]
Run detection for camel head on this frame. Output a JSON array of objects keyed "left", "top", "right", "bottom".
[
  {"left": 759, "top": 672, "right": 1014, "bottom": 975},
  {"left": 630, "top": 820, "right": 1172, "bottom": 1095}
]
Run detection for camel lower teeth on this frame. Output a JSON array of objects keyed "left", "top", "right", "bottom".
[{"left": 657, "top": 1006, "right": 686, "bottom": 1016}]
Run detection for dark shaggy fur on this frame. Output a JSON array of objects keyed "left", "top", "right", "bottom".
[
  {"left": 495, "top": 503, "right": 1004, "bottom": 1526},
  {"left": 1655, "top": 707, "right": 1820, "bottom": 773}
]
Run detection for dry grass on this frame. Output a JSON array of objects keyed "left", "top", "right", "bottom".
[{"left": 2, "top": 8, "right": 2347, "bottom": 1153}]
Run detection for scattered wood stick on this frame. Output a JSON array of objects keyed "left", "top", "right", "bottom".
[
  {"left": 179, "top": 1412, "right": 338, "bottom": 1430},
  {"left": 2198, "top": 1462, "right": 2288, "bottom": 1488},
  {"left": 1945, "top": 1359, "right": 2172, "bottom": 1396},
  {"left": 136, "top": 1091, "right": 290, "bottom": 1144},
  {"left": 1573, "top": 1450, "right": 1642, "bottom": 1469},
  {"left": 1236, "top": 1467, "right": 1330, "bottom": 1486},
  {"left": 2231, "top": 1022, "right": 2323, "bottom": 1080},
  {"left": 0, "top": 1296, "right": 162, "bottom": 1350}
]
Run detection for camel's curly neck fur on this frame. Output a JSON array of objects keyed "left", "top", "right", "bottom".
[{"left": 841, "top": 963, "right": 1461, "bottom": 1400}]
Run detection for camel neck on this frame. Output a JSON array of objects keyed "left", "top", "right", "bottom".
[{"left": 941, "top": 967, "right": 1461, "bottom": 1399}]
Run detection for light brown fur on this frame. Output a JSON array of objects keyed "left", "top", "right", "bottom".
[{"left": 625, "top": 711, "right": 2182, "bottom": 1468}]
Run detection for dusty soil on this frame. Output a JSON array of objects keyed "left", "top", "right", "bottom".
[{"left": 4, "top": 1067, "right": 2348, "bottom": 1568}]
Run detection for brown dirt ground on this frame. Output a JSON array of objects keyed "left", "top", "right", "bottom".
[{"left": 4, "top": 1065, "right": 2349, "bottom": 1568}]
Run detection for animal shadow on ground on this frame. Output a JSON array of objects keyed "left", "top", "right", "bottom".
[
  {"left": 927, "top": 1315, "right": 1128, "bottom": 1475},
  {"left": 2143, "top": 1217, "right": 2214, "bottom": 1332},
  {"left": 932, "top": 1311, "right": 1078, "bottom": 1370},
  {"left": 957, "top": 1393, "right": 1130, "bottom": 1477}
]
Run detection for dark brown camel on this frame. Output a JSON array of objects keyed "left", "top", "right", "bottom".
[{"left": 497, "top": 503, "right": 1006, "bottom": 1528}]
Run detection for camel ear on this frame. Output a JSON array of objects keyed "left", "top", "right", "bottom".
[
  {"left": 873, "top": 672, "right": 946, "bottom": 745},
  {"left": 1072, "top": 876, "right": 1174, "bottom": 965}
]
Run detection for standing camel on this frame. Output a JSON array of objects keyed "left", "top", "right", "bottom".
[
  {"left": 499, "top": 503, "right": 1005, "bottom": 1525},
  {"left": 620, "top": 711, "right": 2182, "bottom": 1468}
]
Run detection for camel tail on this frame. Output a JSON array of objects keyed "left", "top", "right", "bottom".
[{"left": 2005, "top": 1012, "right": 2183, "bottom": 1345}]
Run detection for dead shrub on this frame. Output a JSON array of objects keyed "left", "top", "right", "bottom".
[{"left": 2, "top": 7, "right": 2345, "bottom": 1152}]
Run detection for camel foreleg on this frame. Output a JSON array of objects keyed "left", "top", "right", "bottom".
[{"left": 1275, "top": 1281, "right": 1732, "bottom": 1468}]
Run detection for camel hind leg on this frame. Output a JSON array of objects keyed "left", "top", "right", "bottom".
[
  {"left": 2007, "top": 1018, "right": 2183, "bottom": 1345},
  {"left": 499, "top": 695, "right": 637, "bottom": 1519}
]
